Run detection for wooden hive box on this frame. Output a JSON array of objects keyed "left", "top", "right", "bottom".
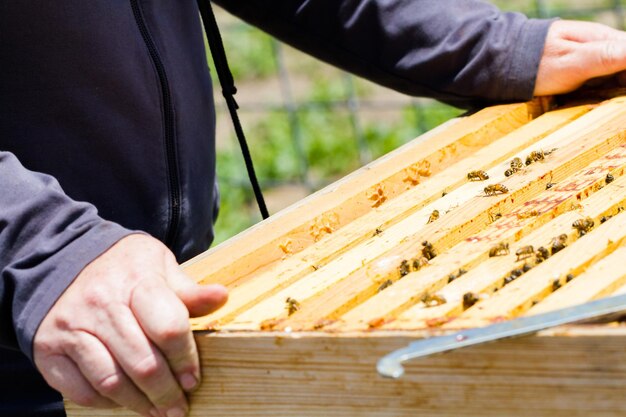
[{"left": 67, "top": 92, "right": 626, "bottom": 416}]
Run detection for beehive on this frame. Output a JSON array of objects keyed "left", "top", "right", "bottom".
[{"left": 67, "top": 91, "right": 626, "bottom": 416}]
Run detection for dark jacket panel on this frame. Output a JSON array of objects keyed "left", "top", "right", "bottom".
[{"left": 0, "top": 1, "right": 551, "bottom": 415}]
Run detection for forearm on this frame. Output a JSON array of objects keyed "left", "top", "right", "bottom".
[
  {"left": 213, "top": 0, "right": 553, "bottom": 107},
  {"left": 0, "top": 151, "right": 134, "bottom": 356}
]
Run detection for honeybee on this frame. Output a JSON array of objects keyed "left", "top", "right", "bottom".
[
  {"left": 448, "top": 268, "right": 467, "bottom": 284},
  {"left": 260, "top": 319, "right": 281, "bottom": 330},
  {"left": 372, "top": 227, "right": 383, "bottom": 236},
  {"left": 535, "top": 246, "right": 550, "bottom": 263},
  {"left": 412, "top": 256, "right": 429, "bottom": 271},
  {"left": 552, "top": 279, "right": 562, "bottom": 291},
  {"left": 422, "top": 241, "right": 437, "bottom": 260},
  {"left": 505, "top": 158, "right": 523, "bottom": 176},
  {"left": 427, "top": 210, "right": 440, "bottom": 224},
  {"left": 484, "top": 184, "right": 509, "bottom": 196},
  {"left": 511, "top": 157, "right": 524, "bottom": 170},
  {"left": 550, "top": 234, "right": 568, "bottom": 254},
  {"left": 515, "top": 245, "right": 534, "bottom": 261},
  {"left": 285, "top": 297, "right": 301, "bottom": 316},
  {"left": 522, "top": 263, "right": 533, "bottom": 272},
  {"left": 399, "top": 259, "right": 411, "bottom": 277},
  {"left": 517, "top": 209, "right": 539, "bottom": 220},
  {"left": 504, "top": 267, "right": 523, "bottom": 284},
  {"left": 545, "top": 182, "right": 556, "bottom": 190},
  {"left": 377, "top": 279, "right": 393, "bottom": 293},
  {"left": 525, "top": 150, "right": 545, "bottom": 165},
  {"left": 489, "top": 211, "right": 503, "bottom": 223},
  {"left": 489, "top": 242, "right": 510, "bottom": 257},
  {"left": 421, "top": 293, "right": 447, "bottom": 307},
  {"left": 447, "top": 268, "right": 468, "bottom": 283},
  {"left": 467, "top": 170, "right": 489, "bottom": 181},
  {"left": 313, "top": 319, "right": 336, "bottom": 330},
  {"left": 463, "top": 292, "right": 480, "bottom": 309},
  {"left": 606, "top": 173, "right": 615, "bottom": 184},
  {"left": 572, "top": 217, "right": 594, "bottom": 235}
]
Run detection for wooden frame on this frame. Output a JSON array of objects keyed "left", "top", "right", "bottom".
[{"left": 66, "top": 94, "right": 626, "bottom": 416}]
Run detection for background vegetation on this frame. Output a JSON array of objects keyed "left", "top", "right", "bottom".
[{"left": 211, "top": 0, "right": 626, "bottom": 244}]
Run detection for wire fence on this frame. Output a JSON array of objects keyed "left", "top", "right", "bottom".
[{"left": 211, "top": 0, "right": 626, "bottom": 243}]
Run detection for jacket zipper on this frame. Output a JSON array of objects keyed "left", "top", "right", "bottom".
[{"left": 130, "top": 0, "right": 180, "bottom": 247}]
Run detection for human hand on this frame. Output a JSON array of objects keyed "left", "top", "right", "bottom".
[
  {"left": 534, "top": 20, "right": 626, "bottom": 96},
  {"left": 33, "top": 234, "right": 228, "bottom": 417}
]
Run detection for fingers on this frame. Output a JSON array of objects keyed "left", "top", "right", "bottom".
[
  {"left": 33, "top": 235, "right": 227, "bottom": 416},
  {"left": 102, "top": 305, "right": 189, "bottom": 417},
  {"left": 131, "top": 279, "right": 201, "bottom": 393},
  {"left": 63, "top": 331, "right": 155, "bottom": 417},
  {"left": 36, "top": 353, "right": 117, "bottom": 410}
]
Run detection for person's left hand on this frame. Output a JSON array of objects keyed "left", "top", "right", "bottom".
[{"left": 534, "top": 20, "right": 626, "bottom": 96}]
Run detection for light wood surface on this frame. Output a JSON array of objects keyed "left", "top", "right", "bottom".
[
  {"left": 183, "top": 100, "right": 548, "bottom": 290},
  {"left": 66, "top": 94, "right": 626, "bottom": 417},
  {"left": 218, "top": 98, "right": 626, "bottom": 331},
  {"left": 66, "top": 331, "right": 626, "bottom": 417}
]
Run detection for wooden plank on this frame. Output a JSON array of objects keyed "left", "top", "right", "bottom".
[
  {"left": 221, "top": 102, "right": 626, "bottom": 331},
  {"left": 384, "top": 170, "right": 626, "bottom": 330},
  {"left": 300, "top": 143, "right": 626, "bottom": 331},
  {"left": 252, "top": 102, "right": 626, "bottom": 332},
  {"left": 446, "top": 210, "right": 626, "bottom": 328},
  {"left": 66, "top": 330, "right": 626, "bottom": 417},
  {"left": 182, "top": 101, "right": 548, "bottom": 289},
  {"left": 526, "top": 246, "right": 626, "bottom": 315},
  {"left": 190, "top": 104, "right": 589, "bottom": 330}
]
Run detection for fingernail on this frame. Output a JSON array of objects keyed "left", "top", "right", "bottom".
[
  {"left": 166, "top": 407, "right": 186, "bottom": 417},
  {"left": 180, "top": 372, "right": 198, "bottom": 392},
  {"left": 149, "top": 408, "right": 160, "bottom": 417}
]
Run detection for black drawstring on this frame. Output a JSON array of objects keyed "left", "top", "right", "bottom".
[{"left": 197, "top": 0, "right": 270, "bottom": 220}]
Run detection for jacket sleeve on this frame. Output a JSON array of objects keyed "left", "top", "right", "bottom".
[
  {"left": 212, "top": 0, "right": 553, "bottom": 108},
  {"left": 0, "top": 151, "right": 135, "bottom": 359}
]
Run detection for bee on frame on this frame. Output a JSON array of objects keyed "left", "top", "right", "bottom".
[
  {"left": 515, "top": 245, "right": 534, "bottom": 261},
  {"left": 467, "top": 170, "right": 489, "bottom": 181},
  {"left": 572, "top": 217, "right": 594, "bottom": 236},
  {"left": 484, "top": 184, "right": 508, "bottom": 196},
  {"left": 489, "top": 242, "right": 510, "bottom": 257}
]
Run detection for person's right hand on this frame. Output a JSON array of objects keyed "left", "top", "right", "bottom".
[
  {"left": 534, "top": 20, "right": 626, "bottom": 96},
  {"left": 33, "top": 234, "right": 228, "bottom": 417}
]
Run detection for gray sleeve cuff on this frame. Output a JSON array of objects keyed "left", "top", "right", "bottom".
[
  {"left": 499, "top": 17, "right": 557, "bottom": 101},
  {"left": 16, "top": 223, "right": 141, "bottom": 360}
]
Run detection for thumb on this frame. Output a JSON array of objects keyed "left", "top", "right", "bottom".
[{"left": 165, "top": 262, "right": 229, "bottom": 317}]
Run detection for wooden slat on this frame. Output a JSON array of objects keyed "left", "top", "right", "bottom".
[
  {"left": 526, "top": 246, "right": 626, "bottom": 315},
  {"left": 446, "top": 211, "right": 626, "bottom": 328},
  {"left": 384, "top": 170, "right": 626, "bottom": 330},
  {"left": 221, "top": 101, "right": 626, "bottom": 331},
  {"left": 182, "top": 101, "right": 548, "bottom": 289},
  {"left": 190, "top": 104, "right": 589, "bottom": 330},
  {"left": 257, "top": 101, "right": 626, "bottom": 332},
  {"left": 66, "top": 330, "right": 626, "bottom": 417}
]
